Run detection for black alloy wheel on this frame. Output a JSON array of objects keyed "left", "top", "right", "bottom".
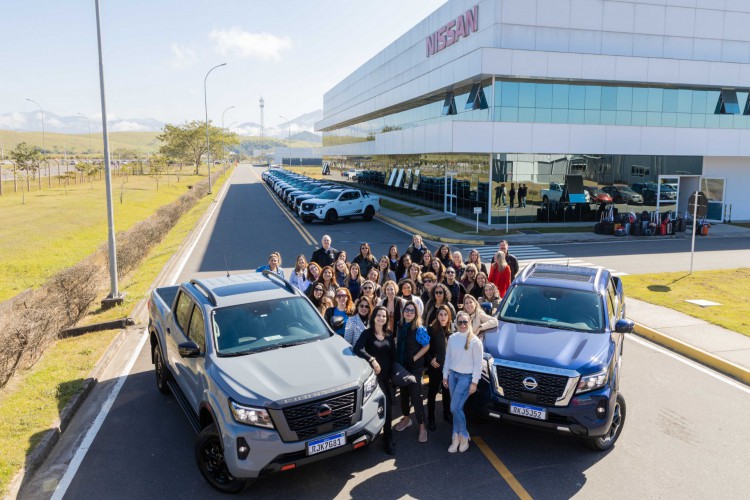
[
  {"left": 153, "top": 343, "right": 170, "bottom": 394},
  {"left": 324, "top": 209, "right": 338, "bottom": 224},
  {"left": 195, "top": 424, "right": 249, "bottom": 494},
  {"left": 586, "top": 393, "right": 626, "bottom": 451},
  {"left": 363, "top": 205, "right": 375, "bottom": 221}
]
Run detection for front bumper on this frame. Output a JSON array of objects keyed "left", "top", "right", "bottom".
[
  {"left": 220, "top": 387, "right": 385, "bottom": 479},
  {"left": 299, "top": 207, "right": 327, "bottom": 220}
]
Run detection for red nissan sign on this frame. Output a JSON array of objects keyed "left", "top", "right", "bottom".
[{"left": 426, "top": 5, "right": 479, "bottom": 57}]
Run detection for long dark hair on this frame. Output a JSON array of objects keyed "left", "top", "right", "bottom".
[
  {"left": 370, "top": 305, "right": 391, "bottom": 336},
  {"left": 398, "top": 300, "right": 422, "bottom": 333},
  {"left": 430, "top": 304, "right": 453, "bottom": 334}
]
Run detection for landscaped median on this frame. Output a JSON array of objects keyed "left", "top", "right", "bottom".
[{"left": 0, "top": 168, "right": 234, "bottom": 496}]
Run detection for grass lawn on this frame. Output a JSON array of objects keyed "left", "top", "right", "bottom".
[
  {"left": 380, "top": 199, "right": 429, "bottom": 217},
  {"left": 429, "top": 217, "right": 592, "bottom": 236},
  {"left": 0, "top": 171, "right": 207, "bottom": 302},
  {"left": 621, "top": 268, "right": 750, "bottom": 336},
  {"left": 0, "top": 169, "right": 233, "bottom": 496}
]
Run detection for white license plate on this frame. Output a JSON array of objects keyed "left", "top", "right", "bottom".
[
  {"left": 509, "top": 403, "right": 547, "bottom": 420},
  {"left": 306, "top": 432, "right": 346, "bottom": 456}
]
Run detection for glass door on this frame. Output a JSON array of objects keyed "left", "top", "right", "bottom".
[
  {"left": 701, "top": 177, "right": 725, "bottom": 222},
  {"left": 444, "top": 172, "right": 457, "bottom": 215}
]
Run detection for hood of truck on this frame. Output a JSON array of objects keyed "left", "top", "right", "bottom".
[
  {"left": 483, "top": 321, "right": 612, "bottom": 372},
  {"left": 209, "top": 335, "right": 367, "bottom": 406}
]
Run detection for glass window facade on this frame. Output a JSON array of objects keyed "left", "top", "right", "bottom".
[{"left": 323, "top": 79, "right": 750, "bottom": 147}]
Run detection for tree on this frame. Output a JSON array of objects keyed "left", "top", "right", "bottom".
[
  {"left": 149, "top": 154, "right": 168, "bottom": 190},
  {"left": 9, "top": 142, "right": 42, "bottom": 195},
  {"left": 157, "top": 120, "right": 239, "bottom": 175}
]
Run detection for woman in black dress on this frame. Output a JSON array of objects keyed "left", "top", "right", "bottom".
[
  {"left": 426, "top": 304, "right": 454, "bottom": 430},
  {"left": 354, "top": 305, "right": 397, "bottom": 455}
]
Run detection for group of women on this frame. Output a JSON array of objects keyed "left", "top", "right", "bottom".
[{"left": 255, "top": 235, "right": 516, "bottom": 455}]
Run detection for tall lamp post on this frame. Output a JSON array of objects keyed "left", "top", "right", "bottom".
[
  {"left": 204, "top": 63, "right": 227, "bottom": 194},
  {"left": 279, "top": 115, "right": 291, "bottom": 168},
  {"left": 26, "top": 98, "right": 47, "bottom": 187}
]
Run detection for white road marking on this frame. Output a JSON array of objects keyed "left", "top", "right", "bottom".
[
  {"left": 626, "top": 334, "right": 750, "bottom": 395},
  {"left": 51, "top": 170, "right": 235, "bottom": 499}
]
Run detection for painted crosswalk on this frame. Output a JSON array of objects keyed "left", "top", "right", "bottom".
[{"left": 462, "top": 245, "right": 628, "bottom": 277}]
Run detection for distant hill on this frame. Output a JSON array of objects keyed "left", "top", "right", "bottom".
[{"left": 290, "top": 131, "right": 321, "bottom": 143}]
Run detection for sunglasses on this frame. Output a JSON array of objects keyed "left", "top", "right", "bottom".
[
  {"left": 457, "top": 320, "right": 469, "bottom": 326},
  {"left": 363, "top": 286, "right": 374, "bottom": 290},
  {"left": 445, "top": 271, "right": 455, "bottom": 275},
  {"left": 423, "top": 279, "right": 433, "bottom": 283},
  {"left": 403, "top": 308, "right": 416, "bottom": 313},
  {"left": 434, "top": 290, "right": 444, "bottom": 294}
]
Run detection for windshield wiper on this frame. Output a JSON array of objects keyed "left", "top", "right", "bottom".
[
  {"left": 279, "top": 338, "right": 318, "bottom": 348},
  {"left": 219, "top": 345, "right": 281, "bottom": 357}
]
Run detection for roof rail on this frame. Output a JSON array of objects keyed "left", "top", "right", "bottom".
[
  {"left": 190, "top": 279, "right": 217, "bottom": 306},
  {"left": 518, "top": 261, "right": 537, "bottom": 282},
  {"left": 593, "top": 266, "right": 604, "bottom": 290},
  {"left": 262, "top": 270, "right": 296, "bottom": 294}
]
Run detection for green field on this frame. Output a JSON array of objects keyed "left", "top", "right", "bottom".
[{"left": 0, "top": 170, "right": 208, "bottom": 302}]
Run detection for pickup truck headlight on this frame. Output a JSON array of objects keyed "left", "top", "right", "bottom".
[
  {"left": 363, "top": 372, "right": 378, "bottom": 402},
  {"left": 230, "top": 400, "right": 274, "bottom": 429},
  {"left": 575, "top": 370, "right": 608, "bottom": 394}
]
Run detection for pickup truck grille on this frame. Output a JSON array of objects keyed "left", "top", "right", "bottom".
[
  {"left": 282, "top": 390, "right": 357, "bottom": 441},
  {"left": 496, "top": 366, "right": 569, "bottom": 406},
  {"left": 301, "top": 202, "right": 315, "bottom": 212}
]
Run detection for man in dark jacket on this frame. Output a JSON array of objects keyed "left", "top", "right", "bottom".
[
  {"left": 499, "top": 240, "right": 518, "bottom": 281},
  {"left": 405, "top": 234, "right": 428, "bottom": 266},
  {"left": 310, "top": 234, "right": 339, "bottom": 268}
]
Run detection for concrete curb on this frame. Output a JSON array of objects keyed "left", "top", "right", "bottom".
[
  {"left": 632, "top": 323, "right": 750, "bottom": 385},
  {"left": 12, "top": 325, "right": 133, "bottom": 494},
  {"left": 375, "top": 213, "right": 486, "bottom": 245}
]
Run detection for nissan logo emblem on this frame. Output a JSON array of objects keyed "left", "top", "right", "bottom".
[
  {"left": 317, "top": 404, "right": 333, "bottom": 419},
  {"left": 522, "top": 377, "right": 538, "bottom": 390}
]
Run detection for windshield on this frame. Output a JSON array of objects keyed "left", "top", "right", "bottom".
[
  {"left": 498, "top": 284, "right": 604, "bottom": 333},
  {"left": 319, "top": 191, "right": 341, "bottom": 200},
  {"left": 213, "top": 297, "right": 330, "bottom": 356}
]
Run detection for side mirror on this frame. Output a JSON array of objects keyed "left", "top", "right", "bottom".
[
  {"left": 480, "top": 302, "right": 493, "bottom": 315},
  {"left": 178, "top": 341, "right": 201, "bottom": 358},
  {"left": 614, "top": 319, "right": 634, "bottom": 334}
]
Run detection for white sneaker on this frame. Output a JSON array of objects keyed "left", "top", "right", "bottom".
[
  {"left": 448, "top": 433, "right": 459, "bottom": 453},
  {"left": 394, "top": 418, "right": 412, "bottom": 432},
  {"left": 458, "top": 435, "right": 470, "bottom": 452}
]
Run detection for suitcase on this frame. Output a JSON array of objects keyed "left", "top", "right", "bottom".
[
  {"left": 659, "top": 223, "right": 667, "bottom": 236},
  {"left": 602, "top": 221, "right": 614, "bottom": 234},
  {"left": 677, "top": 217, "right": 686, "bottom": 232},
  {"left": 632, "top": 222, "right": 642, "bottom": 236},
  {"left": 594, "top": 223, "right": 602, "bottom": 234}
]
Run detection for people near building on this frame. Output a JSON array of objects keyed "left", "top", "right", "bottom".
[
  {"left": 509, "top": 183, "right": 516, "bottom": 209},
  {"left": 353, "top": 242, "right": 377, "bottom": 277},
  {"left": 289, "top": 254, "right": 309, "bottom": 292},
  {"left": 443, "top": 310, "right": 483, "bottom": 453},
  {"left": 405, "top": 234, "right": 429, "bottom": 266},
  {"left": 520, "top": 184, "right": 528, "bottom": 208},
  {"left": 256, "top": 252, "right": 285, "bottom": 278},
  {"left": 393, "top": 300, "right": 430, "bottom": 444},
  {"left": 344, "top": 296, "right": 372, "bottom": 346},
  {"left": 497, "top": 183, "right": 507, "bottom": 206},
  {"left": 426, "top": 304, "right": 453, "bottom": 431},
  {"left": 462, "top": 294, "right": 498, "bottom": 340},
  {"left": 310, "top": 235, "right": 339, "bottom": 268},
  {"left": 324, "top": 287, "right": 355, "bottom": 337},
  {"left": 488, "top": 251, "right": 512, "bottom": 298},
  {"left": 443, "top": 267, "right": 466, "bottom": 312},
  {"left": 345, "top": 262, "right": 364, "bottom": 300},
  {"left": 353, "top": 305, "right": 397, "bottom": 455}
]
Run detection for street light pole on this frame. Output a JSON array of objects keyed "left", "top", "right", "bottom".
[
  {"left": 25, "top": 98, "right": 46, "bottom": 187},
  {"left": 279, "top": 115, "right": 291, "bottom": 168},
  {"left": 95, "top": 0, "right": 122, "bottom": 306},
  {"left": 204, "top": 63, "right": 227, "bottom": 194}
]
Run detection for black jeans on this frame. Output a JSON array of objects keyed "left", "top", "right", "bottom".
[
  {"left": 426, "top": 365, "right": 451, "bottom": 419},
  {"left": 377, "top": 375, "right": 392, "bottom": 439},
  {"left": 399, "top": 367, "right": 425, "bottom": 424}
]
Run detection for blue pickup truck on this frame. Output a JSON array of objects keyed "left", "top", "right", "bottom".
[
  {"left": 148, "top": 271, "right": 385, "bottom": 493},
  {"left": 478, "top": 263, "right": 633, "bottom": 451}
]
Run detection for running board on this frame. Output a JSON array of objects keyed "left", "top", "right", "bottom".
[{"left": 166, "top": 379, "right": 201, "bottom": 434}]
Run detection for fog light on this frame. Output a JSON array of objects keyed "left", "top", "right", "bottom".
[
  {"left": 596, "top": 400, "right": 608, "bottom": 418},
  {"left": 237, "top": 437, "right": 250, "bottom": 460}
]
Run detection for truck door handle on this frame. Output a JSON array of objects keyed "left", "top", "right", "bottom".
[{"left": 167, "top": 328, "right": 171, "bottom": 335}]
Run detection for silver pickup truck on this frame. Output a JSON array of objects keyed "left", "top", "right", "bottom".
[{"left": 148, "top": 271, "right": 384, "bottom": 493}]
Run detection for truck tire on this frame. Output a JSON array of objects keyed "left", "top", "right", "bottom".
[
  {"left": 195, "top": 423, "right": 250, "bottom": 494},
  {"left": 301, "top": 216, "right": 313, "bottom": 223},
  {"left": 585, "top": 393, "right": 626, "bottom": 451},
  {"left": 324, "top": 209, "right": 338, "bottom": 224},
  {"left": 153, "top": 342, "right": 171, "bottom": 394},
  {"left": 363, "top": 205, "right": 375, "bottom": 221}
]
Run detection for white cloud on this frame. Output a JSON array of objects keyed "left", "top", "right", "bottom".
[
  {"left": 169, "top": 43, "right": 197, "bottom": 68},
  {"left": 110, "top": 120, "right": 149, "bottom": 132},
  {"left": 209, "top": 27, "right": 292, "bottom": 60}
]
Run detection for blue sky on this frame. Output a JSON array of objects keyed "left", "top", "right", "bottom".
[{"left": 1, "top": 0, "right": 445, "bottom": 130}]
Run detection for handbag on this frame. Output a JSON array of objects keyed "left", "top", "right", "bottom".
[{"left": 390, "top": 362, "right": 417, "bottom": 387}]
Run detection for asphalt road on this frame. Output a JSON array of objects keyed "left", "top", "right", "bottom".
[{"left": 23, "top": 165, "right": 750, "bottom": 499}]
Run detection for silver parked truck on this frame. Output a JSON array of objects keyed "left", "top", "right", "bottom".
[{"left": 148, "top": 271, "right": 385, "bottom": 493}]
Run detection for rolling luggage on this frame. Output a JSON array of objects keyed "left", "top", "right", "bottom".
[{"left": 632, "top": 222, "right": 642, "bottom": 236}]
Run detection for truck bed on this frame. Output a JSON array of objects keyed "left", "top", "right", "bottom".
[{"left": 153, "top": 285, "right": 179, "bottom": 312}]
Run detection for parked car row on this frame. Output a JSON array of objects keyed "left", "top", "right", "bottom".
[{"left": 262, "top": 167, "right": 381, "bottom": 224}]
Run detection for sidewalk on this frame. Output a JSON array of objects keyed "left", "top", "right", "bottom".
[{"left": 374, "top": 195, "right": 750, "bottom": 385}]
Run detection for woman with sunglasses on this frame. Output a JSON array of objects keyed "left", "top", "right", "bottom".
[
  {"left": 422, "top": 283, "right": 456, "bottom": 325},
  {"left": 420, "top": 271, "right": 437, "bottom": 304},
  {"left": 426, "top": 305, "right": 454, "bottom": 431},
  {"left": 353, "top": 305, "right": 397, "bottom": 455},
  {"left": 306, "top": 283, "right": 326, "bottom": 310},
  {"left": 289, "top": 254, "right": 310, "bottom": 292},
  {"left": 345, "top": 296, "right": 372, "bottom": 346},
  {"left": 360, "top": 280, "right": 379, "bottom": 302},
  {"left": 462, "top": 294, "right": 498, "bottom": 340},
  {"left": 345, "top": 262, "right": 364, "bottom": 300},
  {"left": 316, "top": 266, "right": 338, "bottom": 299},
  {"left": 324, "top": 287, "right": 355, "bottom": 337},
  {"left": 393, "top": 300, "right": 430, "bottom": 444},
  {"left": 460, "top": 263, "right": 479, "bottom": 297},
  {"left": 352, "top": 242, "right": 377, "bottom": 277},
  {"left": 365, "top": 269, "right": 381, "bottom": 297},
  {"left": 443, "top": 311, "right": 483, "bottom": 453},
  {"left": 377, "top": 256, "right": 397, "bottom": 288}
]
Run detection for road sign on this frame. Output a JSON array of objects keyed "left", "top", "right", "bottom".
[
  {"left": 473, "top": 206, "right": 482, "bottom": 214},
  {"left": 689, "top": 191, "right": 708, "bottom": 218}
]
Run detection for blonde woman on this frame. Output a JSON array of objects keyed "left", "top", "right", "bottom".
[
  {"left": 378, "top": 280, "right": 403, "bottom": 333},
  {"left": 289, "top": 254, "right": 310, "bottom": 291},
  {"left": 465, "top": 249, "right": 487, "bottom": 275},
  {"left": 443, "top": 311, "right": 483, "bottom": 453},
  {"left": 462, "top": 294, "right": 498, "bottom": 339}
]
